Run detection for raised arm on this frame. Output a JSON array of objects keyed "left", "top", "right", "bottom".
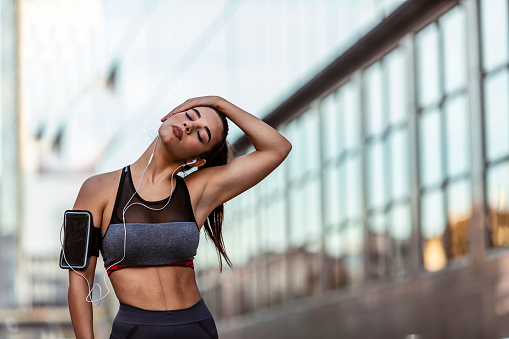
[
  {"left": 162, "top": 96, "right": 292, "bottom": 224},
  {"left": 67, "top": 175, "right": 107, "bottom": 339}
]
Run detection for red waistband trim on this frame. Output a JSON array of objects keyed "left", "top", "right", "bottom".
[{"left": 105, "top": 260, "right": 194, "bottom": 277}]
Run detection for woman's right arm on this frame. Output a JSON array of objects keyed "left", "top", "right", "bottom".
[{"left": 67, "top": 175, "right": 107, "bottom": 339}]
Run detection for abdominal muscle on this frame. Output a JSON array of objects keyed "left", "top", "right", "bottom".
[{"left": 109, "top": 265, "right": 202, "bottom": 310}]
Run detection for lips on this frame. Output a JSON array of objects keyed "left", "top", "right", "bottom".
[{"left": 172, "top": 125, "right": 183, "bottom": 140}]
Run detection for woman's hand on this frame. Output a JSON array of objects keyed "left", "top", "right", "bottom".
[{"left": 161, "top": 96, "right": 224, "bottom": 122}]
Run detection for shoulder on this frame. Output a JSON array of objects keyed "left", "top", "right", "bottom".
[
  {"left": 182, "top": 167, "right": 218, "bottom": 193},
  {"left": 81, "top": 169, "right": 122, "bottom": 195},
  {"left": 73, "top": 168, "right": 123, "bottom": 211}
]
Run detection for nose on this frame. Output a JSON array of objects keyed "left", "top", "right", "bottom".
[{"left": 183, "top": 122, "right": 193, "bottom": 134}]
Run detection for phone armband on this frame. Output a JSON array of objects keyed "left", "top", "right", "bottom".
[{"left": 59, "top": 210, "right": 102, "bottom": 270}]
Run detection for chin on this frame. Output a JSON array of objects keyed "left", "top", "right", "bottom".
[{"left": 158, "top": 126, "right": 173, "bottom": 143}]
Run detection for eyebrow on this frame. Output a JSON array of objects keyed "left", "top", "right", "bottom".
[{"left": 190, "top": 108, "right": 211, "bottom": 143}]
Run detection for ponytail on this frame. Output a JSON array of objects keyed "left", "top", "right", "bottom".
[{"left": 185, "top": 107, "right": 234, "bottom": 272}]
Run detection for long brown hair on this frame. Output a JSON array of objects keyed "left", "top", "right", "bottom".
[{"left": 184, "top": 107, "right": 234, "bottom": 272}]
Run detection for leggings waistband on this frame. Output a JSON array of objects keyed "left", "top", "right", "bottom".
[{"left": 114, "top": 298, "right": 213, "bottom": 326}]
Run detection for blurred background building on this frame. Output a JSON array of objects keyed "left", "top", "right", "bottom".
[{"left": 1, "top": 0, "right": 509, "bottom": 338}]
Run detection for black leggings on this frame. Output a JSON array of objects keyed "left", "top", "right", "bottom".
[{"left": 109, "top": 298, "right": 218, "bottom": 339}]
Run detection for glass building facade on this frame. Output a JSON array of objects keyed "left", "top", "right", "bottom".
[
  {"left": 0, "top": 0, "right": 20, "bottom": 312},
  {"left": 98, "top": 0, "right": 409, "bottom": 170},
  {"left": 194, "top": 0, "right": 509, "bottom": 337},
  {"left": 483, "top": 0, "right": 509, "bottom": 249}
]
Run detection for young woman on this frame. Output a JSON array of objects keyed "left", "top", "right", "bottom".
[{"left": 67, "top": 96, "right": 292, "bottom": 338}]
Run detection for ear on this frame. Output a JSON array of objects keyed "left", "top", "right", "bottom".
[{"left": 188, "top": 158, "right": 206, "bottom": 168}]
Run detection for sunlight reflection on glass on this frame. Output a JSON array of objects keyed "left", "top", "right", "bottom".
[{"left": 488, "top": 162, "right": 509, "bottom": 247}]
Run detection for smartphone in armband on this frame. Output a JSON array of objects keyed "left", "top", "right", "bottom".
[{"left": 59, "top": 210, "right": 101, "bottom": 270}]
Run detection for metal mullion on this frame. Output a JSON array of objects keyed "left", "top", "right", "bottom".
[
  {"left": 404, "top": 30, "right": 422, "bottom": 276},
  {"left": 281, "top": 124, "right": 292, "bottom": 308},
  {"left": 355, "top": 65, "right": 369, "bottom": 288},
  {"left": 463, "top": 0, "right": 488, "bottom": 262},
  {"left": 436, "top": 16, "right": 453, "bottom": 266},
  {"left": 482, "top": 62, "right": 509, "bottom": 80},
  {"left": 318, "top": 94, "right": 332, "bottom": 294},
  {"left": 380, "top": 54, "right": 393, "bottom": 277}
]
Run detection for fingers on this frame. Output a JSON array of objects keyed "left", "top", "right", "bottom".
[
  {"left": 161, "top": 98, "right": 195, "bottom": 121},
  {"left": 161, "top": 96, "right": 218, "bottom": 121}
]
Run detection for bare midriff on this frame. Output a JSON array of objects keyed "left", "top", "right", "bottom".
[{"left": 109, "top": 265, "right": 202, "bottom": 310}]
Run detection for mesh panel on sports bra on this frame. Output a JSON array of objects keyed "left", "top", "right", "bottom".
[{"left": 109, "top": 165, "right": 196, "bottom": 225}]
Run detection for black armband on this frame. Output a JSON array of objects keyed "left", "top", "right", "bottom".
[{"left": 59, "top": 210, "right": 102, "bottom": 270}]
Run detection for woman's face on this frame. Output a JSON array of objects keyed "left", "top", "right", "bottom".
[{"left": 158, "top": 106, "right": 224, "bottom": 162}]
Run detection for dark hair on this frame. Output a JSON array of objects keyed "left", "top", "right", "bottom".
[{"left": 184, "top": 107, "right": 234, "bottom": 272}]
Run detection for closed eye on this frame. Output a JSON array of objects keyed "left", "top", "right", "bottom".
[
  {"left": 185, "top": 110, "right": 207, "bottom": 143},
  {"left": 186, "top": 111, "right": 205, "bottom": 142}
]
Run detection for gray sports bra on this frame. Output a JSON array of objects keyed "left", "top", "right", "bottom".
[{"left": 101, "top": 165, "right": 199, "bottom": 276}]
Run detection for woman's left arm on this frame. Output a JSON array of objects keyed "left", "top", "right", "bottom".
[{"left": 163, "top": 96, "right": 292, "bottom": 213}]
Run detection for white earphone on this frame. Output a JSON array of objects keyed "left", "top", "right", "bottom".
[{"left": 148, "top": 154, "right": 197, "bottom": 167}]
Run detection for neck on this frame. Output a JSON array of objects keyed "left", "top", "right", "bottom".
[{"left": 131, "top": 136, "right": 184, "bottom": 184}]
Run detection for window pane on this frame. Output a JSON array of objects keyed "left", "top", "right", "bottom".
[
  {"left": 441, "top": 6, "right": 467, "bottom": 94},
  {"left": 272, "top": 198, "right": 287, "bottom": 254},
  {"left": 345, "top": 221, "right": 364, "bottom": 285},
  {"left": 446, "top": 179, "right": 471, "bottom": 260},
  {"left": 355, "top": 0, "right": 384, "bottom": 34},
  {"left": 388, "top": 203, "right": 412, "bottom": 276},
  {"left": 386, "top": 48, "right": 408, "bottom": 125},
  {"left": 390, "top": 128, "right": 411, "bottom": 200},
  {"left": 258, "top": 200, "right": 270, "bottom": 253},
  {"left": 285, "top": 119, "right": 302, "bottom": 181},
  {"left": 238, "top": 263, "right": 256, "bottom": 315},
  {"left": 367, "top": 141, "right": 386, "bottom": 209},
  {"left": 421, "top": 189, "right": 447, "bottom": 272},
  {"left": 306, "top": 178, "right": 322, "bottom": 242},
  {"left": 480, "top": 0, "right": 509, "bottom": 72},
  {"left": 346, "top": 156, "right": 363, "bottom": 219},
  {"left": 389, "top": 203, "right": 412, "bottom": 241},
  {"left": 325, "top": 228, "right": 348, "bottom": 290},
  {"left": 267, "top": 256, "right": 286, "bottom": 306},
  {"left": 419, "top": 109, "right": 443, "bottom": 187},
  {"left": 445, "top": 94, "right": 470, "bottom": 177},
  {"left": 416, "top": 23, "right": 441, "bottom": 107},
  {"left": 241, "top": 211, "right": 258, "bottom": 266},
  {"left": 484, "top": 69, "right": 509, "bottom": 162},
  {"left": 421, "top": 189, "right": 445, "bottom": 239},
  {"left": 321, "top": 92, "right": 341, "bottom": 161},
  {"left": 301, "top": 110, "right": 320, "bottom": 174},
  {"left": 324, "top": 164, "right": 342, "bottom": 227},
  {"left": 487, "top": 161, "right": 509, "bottom": 247},
  {"left": 383, "top": 0, "right": 406, "bottom": 14},
  {"left": 290, "top": 246, "right": 320, "bottom": 299},
  {"left": 289, "top": 185, "right": 306, "bottom": 248},
  {"left": 256, "top": 262, "right": 270, "bottom": 309},
  {"left": 268, "top": 160, "right": 286, "bottom": 193},
  {"left": 364, "top": 62, "right": 384, "bottom": 136},
  {"left": 368, "top": 212, "right": 388, "bottom": 279},
  {"left": 342, "top": 82, "right": 361, "bottom": 150},
  {"left": 289, "top": 177, "right": 321, "bottom": 247}
]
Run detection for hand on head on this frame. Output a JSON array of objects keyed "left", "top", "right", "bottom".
[{"left": 161, "top": 96, "right": 223, "bottom": 122}]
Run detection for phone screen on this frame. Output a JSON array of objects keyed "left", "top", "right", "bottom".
[{"left": 61, "top": 211, "right": 91, "bottom": 268}]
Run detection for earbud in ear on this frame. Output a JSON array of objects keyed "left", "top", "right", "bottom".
[{"left": 186, "top": 159, "right": 198, "bottom": 165}]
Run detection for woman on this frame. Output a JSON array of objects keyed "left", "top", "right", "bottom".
[{"left": 67, "top": 96, "right": 292, "bottom": 338}]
